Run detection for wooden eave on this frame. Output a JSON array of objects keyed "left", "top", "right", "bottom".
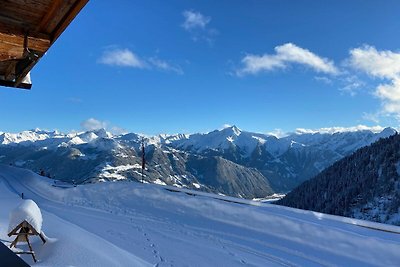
[{"left": 0, "top": 0, "right": 89, "bottom": 89}]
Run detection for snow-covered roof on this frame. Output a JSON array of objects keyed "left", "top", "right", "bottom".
[{"left": 8, "top": 199, "right": 43, "bottom": 234}]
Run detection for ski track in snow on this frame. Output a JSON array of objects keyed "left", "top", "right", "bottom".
[{"left": 1, "top": 165, "right": 400, "bottom": 266}]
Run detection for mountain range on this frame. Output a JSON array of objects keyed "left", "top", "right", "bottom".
[{"left": 0, "top": 126, "right": 396, "bottom": 199}]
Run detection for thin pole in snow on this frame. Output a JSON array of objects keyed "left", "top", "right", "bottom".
[{"left": 141, "top": 138, "right": 145, "bottom": 183}]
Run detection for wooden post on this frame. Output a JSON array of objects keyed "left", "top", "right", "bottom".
[{"left": 141, "top": 138, "right": 145, "bottom": 183}]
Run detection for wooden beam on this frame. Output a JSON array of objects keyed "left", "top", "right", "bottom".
[
  {"left": 52, "top": 0, "right": 89, "bottom": 43},
  {"left": 4, "top": 61, "right": 17, "bottom": 81},
  {"left": 0, "top": 79, "right": 31, "bottom": 90},
  {"left": 0, "top": 12, "right": 29, "bottom": 31},
  {"left": 42, "top": 0, "right": 75, "bottom": 35},
  {"left": 0, "top": 22, "right": 50, "bottom": 41},
  {"left": 14, "top": 51, "right": 42, "bottom": 88},
  {"left": 0, "top": 1, "right": 51, "bottom": 33},
  {"left": 0, "top": 52, "right": 20, "bottom": 61},
  {"left": 36, "top": 0, "right": 64, "bottom": 33},
  {"left": 0, "top": 32, "right": 50, "bottom": 55}
]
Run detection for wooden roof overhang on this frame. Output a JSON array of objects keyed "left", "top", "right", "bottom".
[{"left": 0, "top": 0, "right": 89, "bottom": 89}]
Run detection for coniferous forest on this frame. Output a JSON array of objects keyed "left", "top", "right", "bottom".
[{"left": 277, "top": 134, "right": 400, "bottom": 225}]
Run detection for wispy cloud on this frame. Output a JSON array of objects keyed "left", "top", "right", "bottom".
[
  {"left": 295, "top": 125, "right": 386, "bottom": 134},
  {"left": 362, "top": 112, "right": 381, "bottom": 124},
  {"left": 266, "top": 128, "right": 287, "bottom": 138},
  {"left": 148, "top": 57, "right": 183, "bottom": 75},
  {"left": 182, "top": 10, "right": 210, "bottom": 30},
  {"left": 348, "top": 45, "right": 400, "bottom": 117},
  {"left": 237, "top": 43, "right": 339, "bottom": 76},
  {"left": 67, "top": 97, "right": 83, "bottom": 104},
  {"left": 98, "top": 48, "right": 183, "bottom": 74},
  {"left": 314, "top": 76, "right": 333, "bottom": 85},
  {"left": 339, "top": 75, "right": 365, "bottom": 96},
  {"left": 220, "top": 123, "right": 232, "bottom": 130},
  {"left": 181, "top": 10, "right": 218, "bottom": 44},
  {"left": 109, "top": 126, "right": 127, "bottom": 135},
  {"left": 81, "top": 118, "right": 107, "bottom": 131},
  {"left": 80, "top": 118, "right": 127, "bottom": 135}
]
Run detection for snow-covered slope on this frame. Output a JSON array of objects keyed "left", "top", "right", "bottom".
[
  {"left": 0, "top": 167, "right": 149, "bottom": 267},
  {"left": 0, "top": 165, "right": 399, "bottom": 266}
]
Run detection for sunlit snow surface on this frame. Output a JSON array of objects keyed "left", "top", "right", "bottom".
[{"left": 0, "top": 164, "right": 399, "bottom": 266}]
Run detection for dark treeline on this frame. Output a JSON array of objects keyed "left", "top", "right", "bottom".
[{"left": 277, "top": 133, "right": 400, "bottom": 225}]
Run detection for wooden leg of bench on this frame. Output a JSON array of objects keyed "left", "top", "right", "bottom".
[
  {"left": 9, "top": 238, "right": 17, "bottom": 248},
  {"left": 39, "top": 232, "right": 46, "bottom": 244},
  {"left": 26, "top": 236, "right": 37, "bottom": 262}
]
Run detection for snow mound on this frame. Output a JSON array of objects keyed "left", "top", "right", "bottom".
[{"left": 9, "top": 199, "right": 43, "bottom": 234}]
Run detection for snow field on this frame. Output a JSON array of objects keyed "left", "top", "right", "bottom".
[{"left": 0, "top": 164, "right": 399, "bottom": 266}]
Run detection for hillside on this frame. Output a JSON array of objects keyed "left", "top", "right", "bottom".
[
  {"left": 0, "top": 165, "right": 399, "bottom": 266},
  {"left": 0, "top": 126, "right": 395, "bottom": 198},
  {"left": 277, "top": 134, "right": 400, "bottom": 225}
]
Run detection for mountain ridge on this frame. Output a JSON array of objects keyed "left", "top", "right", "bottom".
[{"left": 0, "top": 126, "right": 397, "bottom": 198}]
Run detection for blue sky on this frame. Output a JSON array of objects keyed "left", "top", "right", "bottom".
[{"left": 2, "top": 0, "right": 400, "bottom": 135}]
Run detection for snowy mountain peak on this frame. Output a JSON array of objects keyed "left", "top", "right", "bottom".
[
  {"left": 91, "top": 128, "right": 113, "bottom": 139},
  {"left": 0, "top": 130, "right": 50, "bottom": 145},
  {"left": 76, "top": 129, "right": 113, "bottom": 144},
  {"left": 380, "top": 127, "right": 397, "bottom": 137},
  {"left": 221, "top": 125, "right": 242, "bottom": 136}
]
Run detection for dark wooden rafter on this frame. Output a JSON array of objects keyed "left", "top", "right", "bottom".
[
  {"left": 4, "top": 61, "right": 16, "bottom": 80},
  {"left": 36, "top": 0, "right": 65, "bottom": 34},
  {"left": 0, "top": 0, "right": 89, "bottom": 89},
  {"left": 51, "top": 0, "right": 88, "bottom": 42},
  {"left": 0, "top": 79, "right": 31, "bottom": 89}
]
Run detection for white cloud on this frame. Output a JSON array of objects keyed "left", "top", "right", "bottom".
[
  {"left": 98, "top": 48, "right": 183, "bottom": 74},
  {"left": 295, "top": 125, "right": 386, "bottom": 134},
  {"left": 181, "top": 10, "right": 217, "bottom": 44},
  {"left": 349, "top": 45, "right": 400, "bottom": 116},
  {"left": 314, "top": 76, "right": 333, "bottom": 85},
  {"left": 266, "top": 129, "right": 287, "bottom": 138},
  {"left": 81, "top": 118, "right": 107, "bottom": 131},
  {"left": 339, "top": 75, "right": 365, "bottom": 96},
  {"left": 98, "top": 49, "right": 147, "bottom": 68},
  {"left": 349, "top": 45, "right": 400, "bottom": 79},
  {"left": 148, "top": 57, "right": 183, "bottom": 74},
  {"left": 237, "top": 43, "right": 338, "bottom": 76},
  {"left": 362, "top": 112, "right": 381, "bottom": 124},
  {"left": 220, "top": 124, "right": 232, "bottom": 129},
  {"left": 80, "top": 118, "right": 127, "bottom": 135},
  {"left": 109, "top": 126, "right": 128, "bottom": 135},
  {"left": 182, "top": 10, "right": 210, "bottom": 31}
]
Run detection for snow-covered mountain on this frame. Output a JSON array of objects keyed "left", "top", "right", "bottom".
[{"left": 0, "top": 126, "right": 396, "bottom": 198}]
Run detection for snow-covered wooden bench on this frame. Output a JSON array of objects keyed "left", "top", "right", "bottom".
[{"left": 8, "top": 200, "right": 46, "bottom": 262}]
